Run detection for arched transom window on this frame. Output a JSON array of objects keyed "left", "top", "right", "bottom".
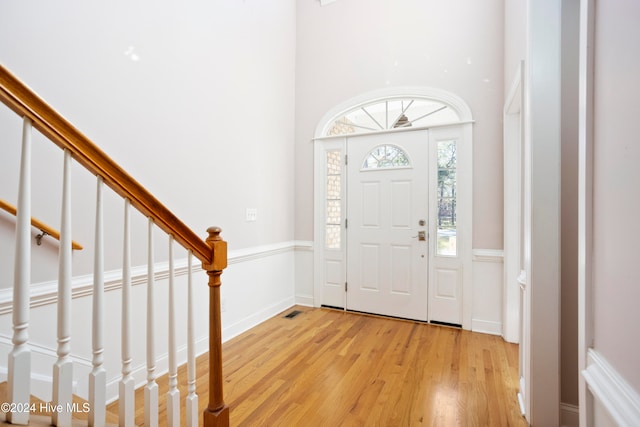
[
  {"left": 361, "top": 144, "right": 411, "bottom": 170},
  {"left": 326, "top": 98, "right": 460, "bottom": 136}
]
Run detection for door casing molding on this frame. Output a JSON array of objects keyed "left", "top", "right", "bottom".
[{"left": 503, "top": 60, "right": 525, "bottom": 344}]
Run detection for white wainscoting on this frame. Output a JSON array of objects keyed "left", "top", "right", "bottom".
[
  {"left": 0, "top": 241, "right": 299, "bottom": 403},
  {"left": 220, "top": 241, "right": 296, "bottom": 342},
  {"left": 294, "top": 241, "right": 314, "bottom": 307},
  {"left": 471, "top": 249, "right": 504, "bottom": 336},
  {"left": 583, "top": 349, "right": 640, "bottom": 427}
]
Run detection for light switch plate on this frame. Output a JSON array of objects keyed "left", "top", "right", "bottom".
[{"left": 246, "top": 208, "right": 257, "bottom": 222}]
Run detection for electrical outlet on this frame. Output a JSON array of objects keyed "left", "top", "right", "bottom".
[{"left": 246, "top": 208, "right": 257, "bottom": 222}]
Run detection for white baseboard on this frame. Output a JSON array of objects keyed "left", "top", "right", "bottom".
[
  {"left": 561, "top": 402, "right": 579, "bottom": 427},
  {"left": 222, "top": 296, "right": 295, "bottom": 343},
  {"left": 0, "top": 334, "right": 84, "bottom": 401},
  {"left": 517, "top": 391, "right": 525, "bottom": 416},
  {"left": 104, "top": 334, "right": 210, "bottom": 404},
  {"left": 0, "top": 367, "right": 69, "bottom": 403},
  {"left": 583, "top": 349, "right": 640, "bottom": 427},
  {"left": 108, "top": 293, "right": 296, "bottom": 402},
  {"left": 471, "top": 318, "right": 502, "bottom": 336}
]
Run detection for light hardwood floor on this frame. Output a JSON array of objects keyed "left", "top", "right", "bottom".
[{"left": 108, "top": 306, "right": 527, "bottom": 426}]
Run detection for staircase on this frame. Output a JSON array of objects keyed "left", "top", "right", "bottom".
[
  {"left": 0, "top": 64, "right": 229, "bottom": 426},
  {"left": 0, "top": 382, "right": 119, "bottom": 426}
]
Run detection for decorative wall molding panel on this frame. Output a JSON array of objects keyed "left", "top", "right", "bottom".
[
  {"left": 471, "top": 248, "right": 504, "bottom": 336},
  {"left": 583, "top": 349, "right": 640, "bottom": 427},
  {"left": 294, "top": 241, "right": 315, "bottom": 306}
]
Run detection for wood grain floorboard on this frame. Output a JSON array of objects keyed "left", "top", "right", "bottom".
[{"left": 106, "top": 306, "right": 527, "bottom": 426}]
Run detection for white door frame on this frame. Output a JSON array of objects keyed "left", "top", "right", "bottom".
[
  {"left": 503, "top": 60, "right": 524, "bottom": 345},
  {"left": 524, "top": 1, "right": 563, "bottom": 424},
  {"left": 578, "top": 0, "right": 595, "bottom": 424},
  {"left": 504, "top": 61, "right": 527, "bottom": 417},
  {"left": 312, "top": 87, "right": 473, "bottom": 329}
]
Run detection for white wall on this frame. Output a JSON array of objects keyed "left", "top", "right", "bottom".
[
  {"left": 591, "top": 0, "right": 640, "bottom": 395},
  {"left": 0, "top": 0, "right": 297, "bottom": 282},
  {"left": 0, "top": 0, "right": 298, "bottom": 401},
  {"left": 577, "top": 0, "right": 640, "bottom": 420},
  {"left": 0, "top": 0, "right": 297, "bottom": 297},
  {"left": 295, "top": 0, "right": 505, "bottom": 251},
  {"left": 504, "top": 0, "right": 527, "bottom": 97}
]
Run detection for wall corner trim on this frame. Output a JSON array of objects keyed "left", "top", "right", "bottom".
[{"left": 583, "top": 349, "right": 640, "bottom": 427}]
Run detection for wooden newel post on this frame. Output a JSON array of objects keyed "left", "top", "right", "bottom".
[{"left": 202, "top": 226, "right": 230, "bottom": 427}]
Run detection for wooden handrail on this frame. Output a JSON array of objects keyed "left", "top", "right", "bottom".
[
  {"left": 0, "top": 64, "right": 212, "bottom": 264},
  {"left": 0, "top": 198, "right": 83, "bottom": 250}
]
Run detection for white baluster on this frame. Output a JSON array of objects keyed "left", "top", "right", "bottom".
[
  {"left": 119, "top": 199, "right": 134, "bottom": 427},
  {"left": 52, "top": 149, "right": 73, "bottom": 427},
  {"left": 7, "top": 117, "right": 32, "bottom": 425},
  {"left": 166, "top": 236, "right": 180, "bottom": 427},
  {"left": 186, "top": 250, "right": 198, "bottom": 427},
  {"left": 145, "top": 218, "right": 159, "bottom": 427},
  {"left": 89, "top": 177, "right": 106, "bottom": 427}
]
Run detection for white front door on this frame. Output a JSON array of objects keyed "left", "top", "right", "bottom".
[{"left": 346, "top": 131, "right": 429, "bottom": 321}]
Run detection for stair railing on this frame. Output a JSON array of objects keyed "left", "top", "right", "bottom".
[
  {"left": 0, "top": 64, "right": 229, "bottom": 427},
  {"left": 0, "top": 198, "right": 83, "bottom": 250}
]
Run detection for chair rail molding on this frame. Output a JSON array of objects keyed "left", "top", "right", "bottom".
[
  {"left": 472, "top": 248, "right": 504, "bottom": 263},
  {"left": 0, "top": 240, "right": 302, "bottom": 315}
]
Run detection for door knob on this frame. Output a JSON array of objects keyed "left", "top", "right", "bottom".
[{"left": 412, "top": 231, "right": 426, "bottom": 241}]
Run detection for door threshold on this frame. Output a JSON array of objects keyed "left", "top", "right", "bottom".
[
  {"left": 321, "top": 305, "right": 463, "bottom": 328},
  {"left": 429, "top": 320, "right": 462, "bottom": 328},
  {"left": 322, "top": 306, "right": 429, "bottom": 324}
]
